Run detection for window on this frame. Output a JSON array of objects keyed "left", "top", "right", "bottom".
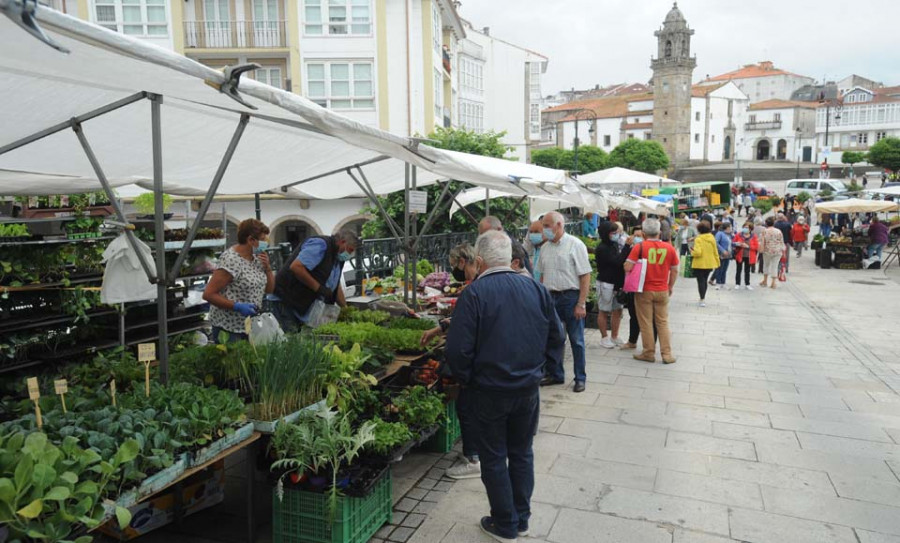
[
  {"left": 876, "top": 131, "right": 887, "bottom": 142},
  {"left": 432, "top": 2, "right": 441, "bottom": 55},
  {"left": 664, "top": 40, "right": 672, "bottom": 58},
  {"left": 644, "top": 132, "right": 652, "bottom": 140},
  {"left": 255, "top": 66, "right": 283, "bottom": 89},
  {"left": 460, "top": 57, "right": 484, "bottom": 96},
  {"left": 662, "top": 82, "right": 669, "bottom": 94},
  {"left": 95, "top": 0, "right": 167, "bottom": 36},
  {"left": 530, "top": 104, "right": 540, "bottom": 135},
  {"left": 459, "top": 99, "right": 483, "bottom": 133},
  {"left": 694, "top": 133, "right": 699, "bottom": 143},
  {"left": 434, "top": 68, "right": 442, "bottom": 118},
  {"left": 306, "top": 61, "right": 374, "bottom": 109},
  {"left": 774, "top": 113, "right": 781, "bottom": 122},
  {"left": 749, "top": 114, "right": 756, "bottom": 123},
  {"left": 628, "top": 134, "right": 635, "bottom": 139},
  {"left": 529, "top": 62, "right": 541, "bottom": 100},
  {"left": 695, "top": 111, "right": 700, "bottom": 121},
  {"left": 303, "top": 0, "right": 370, "bottom": 36},
  {"left": 858, "top": 132, "right": 868, "bottom": 145},
  {"left": 603, "top": 135, "right": 611, "bottom": 147},
  {"left": 634, "top": 118, "right": 640, "bottom": 123}
]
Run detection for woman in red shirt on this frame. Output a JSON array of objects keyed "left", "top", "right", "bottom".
[
  {"left": 791, "top": 217, "right": 811, "bottom": 258},
  {"left": 732, "top": 222, "right": 759, "bottom": 290}
]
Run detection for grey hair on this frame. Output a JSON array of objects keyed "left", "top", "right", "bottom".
[
  {"left": 335, "top": 228, "right": 360, "bottom": 247},
  {"left": 481, "top": 215, "right": 503, "bottom": 231},
  {"left": 448, "top": 242, "right": 476, "bottom": 267},
  {"left": 545, "top": 211, "right": 564, "bottom": 226},
  {"left": 642, "top": 218, "right": 661, "bottom": 237},
  {"left": 474, "top": 231, "right": 512, "bottom": 269}
]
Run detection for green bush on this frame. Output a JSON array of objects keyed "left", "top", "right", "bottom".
[
  {"left": 795, "top": 191, "right": 811, "bottom": 204},
  {"left": 752, "top": 199, "right": 774, "bottom": 215}
]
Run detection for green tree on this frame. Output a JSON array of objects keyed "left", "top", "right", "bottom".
[
  {"left": 840, "top": 151, "right": 866, "bottom": 167},
  {"left": 531, "top": 145, "right": 608, "bottom": 175},
  {"left": 867, "top": 137, "right": 900, "bottom": 173},
  {"left": 361, "top": 127, "right": 528, "bottom": 239},
  {"left": 606, "top": 138, "right": 670, "bottom": 173}
]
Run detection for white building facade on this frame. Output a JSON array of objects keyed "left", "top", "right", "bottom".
[
  {"left": 698, "top": 61, "right": 814, "bottom": 104},
  {"left": 816, "top": 86, "right": 900, "bottom": 164},
  {"left": 734, "top": 100, "right": 816, "bottom": 163}
]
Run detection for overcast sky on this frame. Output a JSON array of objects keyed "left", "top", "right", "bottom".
[{"left": 457, "top": 0, "right": 899, "bottom": 95}]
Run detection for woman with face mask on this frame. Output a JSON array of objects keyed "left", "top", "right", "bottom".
[
  {"left": 204, "top": 219, "right": 275, "bottom": 342},
  {"left": 593, "top": 222, "right": 629, "bottom": 348},
  {"left": 732, "top": 221, "right": 759, "bottom": 290}
]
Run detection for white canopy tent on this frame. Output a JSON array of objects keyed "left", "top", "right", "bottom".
[
  {"left": 449, "top": 187, "right": 607, "bottom": 222},
  {"left": 865, "top": 186, "right": 900, "bottom": 196},
  {"left": 577, "top": 167, "right": 678, "bottom": 193},
  {"left": 0, "top": 4, "right": 572, "bottom": 375},
  {"left": 815, "top": 199, "right": 900, "bottom": 214}
]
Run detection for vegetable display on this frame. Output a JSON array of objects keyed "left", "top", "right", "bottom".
[
  {"left": 386, "top": 318, "right": 437, "bottom": 331},
  {"left": 393, "top": 386, "right": 445, "bottom": 428},
  {"left": 366, "top": 417, "right": 414, "bottom": 455},
  {"left": 338, "top": 307, "right": 391, "bottom": 325},
  {"left": 316, "top": 322, "right": 435, "bottom": 352},
  {"left": 420, "top": 271, "right": 450, "bottom": 290}
]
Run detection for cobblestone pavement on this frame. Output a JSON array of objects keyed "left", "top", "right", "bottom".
[{"left": 392, "top": 254, "right": 900, "bottom": 543}]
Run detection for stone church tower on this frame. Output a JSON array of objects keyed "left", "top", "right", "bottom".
[{"left": 651, "top": 3, "right": 696, "bottom": 169}]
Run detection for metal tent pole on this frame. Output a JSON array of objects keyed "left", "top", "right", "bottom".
[
  {"left": 150, "top": 94, "right": 169, "bottom": 383},
  {"left": 485, "top": 188, "right": 490, "bottom": 216},
  {"left": 254, "top": 193, "right": 261, "bottom": 220},
  {"left": 403, "top": 163, "right": 411, "bottom": 305},
  {"left": 411, "top": 166, "right": 418, "bottom": 309}
]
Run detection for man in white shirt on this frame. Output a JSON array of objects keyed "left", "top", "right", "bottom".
[{"left": 537, "top": 211, "right": 592, "bottom": 393}]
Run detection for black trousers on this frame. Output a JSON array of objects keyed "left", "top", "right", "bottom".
[
  {"left": 694, "top": 269, "right": 712, "bottom": 300},
  {"left": 625, "top": 293, "right": 656, "bottom": 344},
  {"left": 735, "top": 259, "right": 751, "bottom": 286}
]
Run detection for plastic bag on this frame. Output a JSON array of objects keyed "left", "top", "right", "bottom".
[
  {"left": 247, "top": 312, "right": 284, "bottom": 346},
  {"left": 305, "top": 299, "right": 341, "bottom": 329}
]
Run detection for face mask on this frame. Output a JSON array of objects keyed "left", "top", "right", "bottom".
[
  {"left": 543, "top": 227, "right": 555, "bottom": 240},
  {"left": 742, "top": 228, "right": 750, "bottom": 236},
  {"left": 633, "top": 236, "right": 644, "bottom": 243},
  {"left": 338, "top": 251, "right": 353, "bottom": 262},
  {"left": 253, "top": 240, "right": 268, "bottom": 255},
  {"left": 451, "top": 267, "right": 467, "bottom": 282},
  {"left": 528, "top": 232, "right": 544, "bottom": 245},
  {"left": 610, "top": 233, "right": 622, "bottom": 243}
]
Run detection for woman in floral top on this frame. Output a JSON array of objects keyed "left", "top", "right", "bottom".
[
  {"left": 203, "top": 219, "right": 275, "bottom": 342},
  {"left": 757, "top": 216, "right": 785, "bottom": 290}
]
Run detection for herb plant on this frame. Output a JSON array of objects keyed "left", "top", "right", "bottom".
[
  {"left": 365, "top": 417, "right": 413, "bottom": 456},
  {"left": 393, "top": 386, "right": 445, "bottom": 428}
]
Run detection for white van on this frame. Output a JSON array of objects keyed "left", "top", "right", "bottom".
[{"left": 784, "top": 179, "right": 848, "bottom": 198}]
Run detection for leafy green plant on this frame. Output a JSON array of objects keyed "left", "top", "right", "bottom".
[
  {"left": 271, "top": 409, "right": 375, "bottom": 516},
  {"left": 365, "top": 417, "right": 413, "bottom": 456},
  {"left": 321, "top": 344, "right": 377, "bottom": 414},
  {"left": 60, "top": 288, "right": 102, "bottom": 324},
  {"left": 416, "top": 260, "right": 434, "bottom": 278},
  {"left": 795, "top": 191, "right": 811, "bottom": 204},
  {"left": 752, "top": 199, "right": 774, "bottom": 215},
  {"left": 386, "top": 318, "right": 439, "bottom": 331},
  {"left": 64, "top": 217, "right": 101, "bottom": 235},
  {"left": 316, "top": 322, "right": 434, "bottom": 352},
  {"left": 0, "top": 223, "right": 29, "bottom": 238},
  {"left": 132, "top": 193, "right": 173, "bottom": 216},
  {"left": 392, "top": 386, "right": 444, "bottom": 428},
  {"left": 337, "top": 307, "right": 390, "bottom": 325},
  {"left": 0, "top": 431, "right": 137, "bottom": 542}
]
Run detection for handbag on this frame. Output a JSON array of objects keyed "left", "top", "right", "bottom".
[
  {"left": 615, "top": 289, "right": 630, "bottom": 305},
  {"left": 623, "top": 243, "right": 647, "bottom": 293},
  {"left": 682, "top": 254, "right": 694, "bottom": 278}
]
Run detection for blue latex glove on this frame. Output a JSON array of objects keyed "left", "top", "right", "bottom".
[{"left": 233, "top": 302, "right": 258, "bottom": 317}]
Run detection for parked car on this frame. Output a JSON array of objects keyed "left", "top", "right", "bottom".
[
  {"left": 731, "top": 181, "right": 769, "bottom": 196},
  {"left": 784, "top": 179, "right": 848, "bottom": 198}
]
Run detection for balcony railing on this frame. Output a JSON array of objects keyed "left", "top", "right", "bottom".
[
  {"left": 744, "top": 120, "right": 782, "bottom": 131},
  {"left": 184, "top": 20, "right": 287, "bottom": 49}
]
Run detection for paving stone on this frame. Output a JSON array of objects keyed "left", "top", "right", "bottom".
[
  {"left": 423, "top": 490, "right": 445, "bottom": 502},
  {"left": 761, "top": 485, "right": 900, "bottom": 536},
  {"left": 542, "top": 389, "right": 602, "bottom": 406},
  {"left": 799, "top": 406, "right": 900, "bottom": 429},
  {"left": 375, "top": 525, "right": 395, "bottom": 539},
  {"left": 756, "top": 443, "right": 897, "bottom": 484},
  {"left": 729, "top": 507, "right": 857, "bottom": 543},
  {"left": 666, "top": 431, "right": 757, "bottom": 460},
  {"left": 689, "top": 383, "right": 772, "bottom": 402},
  {"left": 416, "top": 478, "right": 438, "bottom": 490},
  {"left": 829, "top": 472, "right": 900, "bottom": 507},
  {"left": 667, "top": 403, "right": 771, "bottom": 427},
  {"left": 541, "top": 400, "right": 623, "bottom": 422},
  {"left": 434, "top": 459, "right": 454, "bottom": 469},
  {"left": 672, "top": 529, "right": 737, "bottom": 543},
  {"left": 557, "top": 417, "right": 667, "bottom": 446},
  {"left": 711, "top": 421, "right": 801, "bottom": 448},
  {"left": 392, "top": 511, "right": 408, "bottom": 525},
  {"left": 405, "top": 518, "right": 453, "bottom": 543},
  {"left": 433, "top": 481, "right": 453, "bottom": 492},
  {"left": 795, "top": 432, "right": 900, "bottom": 461},
  {"left": 401, "top": 513, "right": 426, "bottom": 529},
  {"left": 645, "top": 367, "right": 731, "bottom": 386},
  {"left": 724, "top": 398, "right": 804, "bottom": 417},
  {"left": 395, "top": 498, "right": 419, "bottom": 513},
  {"left": 769, "top": 415, "right": 893, "bottom": 442},
  {"left": 387, "top": 526, "right": 416, "bottom": 542},
  {"left": 547, "top": 508, "right": 672, "bottom": 543},
  {"left": 549, "top": 455, "right": 657, "bottom": 491},
  {"left": 405, "top": 488, "right": 428, "bottom": 501},
  {"left": 856, "top": 530, "right": 900, "bottom": 543},
  {"left": 705, "top": 366, "right": 770, "bottom": 379},
  {"left": 426, "top": 468, "right": 446, "bottom": 480},
  {"left": 616, "top": 375, "right": 691, "bottom": 391},
  {"left": 596, "top": 485, "right": 730, "bottom": 535},
  {"left": 641, "top": 387, "right": 726, "bottom": 408},
  {"left": 571, "top": 382, "right": 646, "bottom": 397},
  {"left": 769, "top": 391, "right": 850, "bottom": 409},
  {"left": 412, "top": 500, "right": 437, "bottom": 514},
  {"left": 530, "top": 473, "right": 602, "bottom": 510},
  {"left": 621, "top": 408, "right": 714, "bottom": 434},
  {"left": 830, "top": 378, "right": 894, "bottom": 393},
  {"left": 592, "top": 393, "right": 669, "bottom": 413},
  {"left": 538, "top": 414, "right": 564, "bottom": 433},
  {"left": 655, "top": 469, "right": 763, "bottom": 509},
  {"left": 707, "top": 456, "right": 835, "bottom": 494},
  {"left": 764, "top": 371, "right": 834, "bottom": 386}
]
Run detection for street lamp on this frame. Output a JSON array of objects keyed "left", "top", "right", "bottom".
[
  {"left": 795, "top": 127, "right": 802, "bottom": 179},
  {"left": 818, "top": 94, "right": 843, "bottom": 157},
  {"left": 571, "top": 108, "right": 597, "bottom": 178}
]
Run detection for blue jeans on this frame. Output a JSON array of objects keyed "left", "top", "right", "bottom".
[
  {"left": 868, "top": 243, "right": 885, "bottom": 259},
  {"left": 820, "top": 224, "right": 832, "bottom": 238},
  {"left": 547, "top": 290, "right": 586, "bottom": 383},
  {"left": 473, "top": 389, "right": 540, "bottom": 539},
  {"left": 456, "top": 387, "right": 478, "bottom": 461},
  {"left": 714, "top": 259, "right": 731, "bottom": 285}
]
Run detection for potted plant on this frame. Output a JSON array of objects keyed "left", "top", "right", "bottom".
[
  {"left": 133, "top": 193, "right": 174, "bottom": 219},
  {"left": 0, "top": 222, "right": 31, "bottom": 242}
]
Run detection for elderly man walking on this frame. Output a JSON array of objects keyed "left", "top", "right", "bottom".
[
  {"left": 446, "top": 231, "right": 564, "bottom": 543},
  {"left": 625, "top": 218, "right": 679, "bottom": 364},
  {"left": 537, "top": 211, "right": 592, "bottom": 392}
]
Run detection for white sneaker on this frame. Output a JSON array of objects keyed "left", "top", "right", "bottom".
[
  {"left": 714, "top": 285, "right": 721, "bottom": 291},
  {"left": 613, "top": 337, "right": 626, "bottom": 346},
  {"left": 745, "top": 285, "right": 754, "bottom": 291},
  {"left": 600, "top": 337, "right": 616, "bottom": 349},
  {"left": 699, "top": 301, "right": 707, "bottom": 307},
  {"left": 446, "top": 460, "right": 481, "bottom": 480}
]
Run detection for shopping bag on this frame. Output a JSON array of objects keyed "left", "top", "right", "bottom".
[
  {"left": 623, "top": 243, "right": 647, "bottom": 293},
  {"left": 246, "top": 312, "right": 284, "bottom": 346},
  {"left": 778, "top": 249, "right": 788, "bottom": 282},
  {"left": 305, "top": 299, "right": 341, "bottom": 328},
  {"left": 682, "top": 255, "right": 694, "bottom": 278}
]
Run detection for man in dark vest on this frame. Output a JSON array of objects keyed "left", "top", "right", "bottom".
[{"left": 272, "top": 228, "right": 359, "bottom": 331}]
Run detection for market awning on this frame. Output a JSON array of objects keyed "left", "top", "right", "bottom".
[
  {"left": 577, "top": 167, "right": 678, "bottom": 192},
  {"left": 865, "top": 186, "right": 900, "bottom": 196},
  {"left": 815, "top": 198, "right": 900, "bottom": 214},
  {"left": 448, "top": 186, "right": 606, "bottom": 221},
  {"left": 0, "top": 9, "right": 567, "bottom": 198}
]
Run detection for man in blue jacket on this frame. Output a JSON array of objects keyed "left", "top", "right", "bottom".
[{"left": 446, "top": 230, "right": 565, "bottom": 543}]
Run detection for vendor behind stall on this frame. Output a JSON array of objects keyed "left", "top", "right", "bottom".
[
  {"left": 271, "top": 229, "right": 358, "bottom": 332},
  {"left": 868, "top": 216, "right": 890, "bottom": 259}
]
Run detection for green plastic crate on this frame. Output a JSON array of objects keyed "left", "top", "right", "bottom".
[
  {"left": 422, "top": 401, "right": 461, "bottom": 453},
  {"left": 272, "top": 468, "right": 391, "bottom": 543}
]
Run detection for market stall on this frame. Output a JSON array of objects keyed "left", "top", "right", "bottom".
[
  {"left": 813, "top": 199, "right": 900, "bottom": 269},
  {"left": 576, "top": 167, "right": 679, "bottom": 193},
  {"left": 662, "top": 181, "right": 732, "bottom": 214}
]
